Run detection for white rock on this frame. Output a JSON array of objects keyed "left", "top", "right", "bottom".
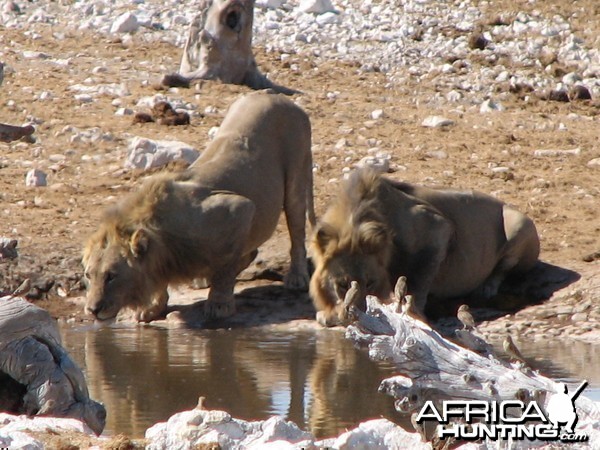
[
  {"left": 22, "top": 51, "right": 49, "bottom": 59},
  {"left": 426, "top": 150, "right": 448, "bottom": 159},
  {"left": 25, "top": 169, "right": 47, "bottom": 187},
  {"left": 74, "top": 93, "right": 93, "bottom": 103},
  {"left": 256, "top": 0, "right": 285, "bottom": 9},
  {"left": 242, "top": 416, "right": 312, "bottom": 447},
  {"left": 316, "top": 11, "right": 339, "bottom": 25},
  {"left": 587, "top": 158, "right": 600, "bottom": 168},
  {"left": 480, "top": 99, "right": 504, "bottom": 113},
  {"left": 126, "top": 137, "right": 200, "bottom": 170},
  {"left": 332, "top": 418, "right": 429, "bottom": 450},
  {"left": 299, "top": 0, "right": 334, "bottom": 14},
  {"left": 446, "top": 90, "right": 462, "bottom": 102},
  {"left": 421, "top": 116, "right": 455, "bottom": 128},
  {"left": 533, "top": 148, "right": 581, "bottom": 157},
  {"left": 110, "top": 12, "right": 139, "bottom": 33},
  {"left": 115, "top": 107, "right": 134, "bottom": 116},
  {"left": 355, "top": 155, "right": 390, "bottom": 173},
  {"left": 0, "top": 430, "right": 43, "bottom": 450},
  {"left": 370, "top": 109, "right": 385, "bottom": 120}
]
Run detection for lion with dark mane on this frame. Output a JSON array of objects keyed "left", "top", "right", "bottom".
[
  {"left": 83, "top": 91, "right": 314, "bottom": 322},
  {"left": 310, "top": 169, "right": 540, "bottom": 326}
]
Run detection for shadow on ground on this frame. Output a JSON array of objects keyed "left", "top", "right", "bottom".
[
  {"left": 165, "top": 284, "right": 316, "bottom": 329},
  {"left": 431, "top": 260, "right": 581, "bottom": 326}
]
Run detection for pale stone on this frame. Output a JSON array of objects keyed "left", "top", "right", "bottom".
[
  {"left": 125, "top": 137, "right": 200, "bottom": 170},
  {"left": 421, "top": 116, "right": 455, "bottom": 128}
]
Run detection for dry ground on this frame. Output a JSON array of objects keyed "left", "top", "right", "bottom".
[{"left": 0, "top": 0, "right": 599, "bottom": 322}]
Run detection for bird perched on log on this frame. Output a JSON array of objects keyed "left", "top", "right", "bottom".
[
  {"left": 457, "top": 304, "right": 476, "bottom": 330},
  {"left": 195, "top": 396, "right": 206, "bottom": 410},
  {"left": 503, "top": 335, "right": 526, "bottom": 363},
  {"left": 340, "top": 280, "right": 361, "bottom": 323},
  {"left": 394, "top": 276, "right": 407, "bottom": 302}
]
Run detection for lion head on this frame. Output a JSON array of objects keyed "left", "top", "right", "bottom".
[
  {"left": 82, "top": 174, "right": 187, "bottom": 321},
  {"left": 309, "top": 170, "right": 393, "bottom": 324},
  {"left": 83, "top": 224, "right": 163, "bottom": 320}
]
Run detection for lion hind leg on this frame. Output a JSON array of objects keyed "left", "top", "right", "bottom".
[
  {"left": 477, "top": 207, "right": 540, "bottom": 298},
  {"left": 502, "top": 206, "right": 540, "bottom": 273}
]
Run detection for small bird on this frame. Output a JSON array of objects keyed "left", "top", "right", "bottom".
[
  {"left": 12, "top": 278, "right": 31, "bottom": 297},
  {"left": 394, "top": 276, "right": 408, "bottom": 302},
  {"left": 340, "top": 280, "right": 361, "bottom": 323},
  {"left": 401, "top": 294, "right": 415, "bottom": 316},
  {"left": 457, "top": 304, "right": 476, "bottom": 330},
  {"left": 503, "top": 335, "right": 526, "bottom": 363}
]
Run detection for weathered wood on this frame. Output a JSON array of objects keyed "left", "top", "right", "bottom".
[
  {"left": 0, "top": 296, "right": 106, "bottom": 435},
  {"left": 345, "top": 295, "right": 600, "bottom": 444},
  {"left": 0, "top": 123, "right": 34, "bottom": 143},
  {"left": 0, "top": 238, "right": 18, "bottom": 260}
]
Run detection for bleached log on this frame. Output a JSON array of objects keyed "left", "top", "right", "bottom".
[
  {"left": 0, "top": 296, "right": 106, "bottom": 435},
  {"left": 346, "top": 296, "right": 600, "bottom": 424}
]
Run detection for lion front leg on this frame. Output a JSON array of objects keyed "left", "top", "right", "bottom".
[
  {"left": 204, "top": 265, "right": 237, "bottom": 319},
  {"left": 283, "top": 162, "right": 312, "bottom": 292},
  {"left": 135, "top": 288, "right": 169, "bottom": 322}
]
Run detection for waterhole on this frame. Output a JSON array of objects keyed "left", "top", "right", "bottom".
[{"left": 60, "top": 325, "right": 600, "bottom": 439}]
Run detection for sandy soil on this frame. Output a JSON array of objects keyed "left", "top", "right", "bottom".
[{"left": 0, "top": 0, "right": 599, "bottom": 324}]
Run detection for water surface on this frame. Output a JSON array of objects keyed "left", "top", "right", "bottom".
[{"left": 60, "top": 325, "right": 600, "bottom": 439}]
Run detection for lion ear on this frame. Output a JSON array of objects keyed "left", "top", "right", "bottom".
[
  {"left": 130, "top": 228, "right": 149, "bottom": 258},
  {"left": 313, "top": 223, "right": 338, "bottom": 255},
  {"left": 357, "top": 221, "right": 389, "bottom": 254}
]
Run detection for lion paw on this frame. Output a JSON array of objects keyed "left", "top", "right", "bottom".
[
  {"left": 316, "top": 310, "right": 340, "bottom": 327},
  {"left": 204, "top": 300, "right": 236, "bottom": 319},
  {"left": 135, "top": 307, "right": 163, "bottom": 323},
  {"left": 284, "top": 270, "right": 310, "bottom": 291}
]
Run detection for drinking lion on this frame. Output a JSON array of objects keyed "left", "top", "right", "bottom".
[
  {"left": 310, "top": 169, "right": 540, "bottom": 326},
  {"left": 83, "top": 91, "right": 314, "bottom": 322}
]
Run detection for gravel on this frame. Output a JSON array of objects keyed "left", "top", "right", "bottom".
[{"left": 1, "top": 0, "right": 598, "bottom": 108}]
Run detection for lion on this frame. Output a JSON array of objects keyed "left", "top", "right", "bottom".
[
  {"left": 83, "top": 90, "right": 315, "bottom": 322},
  {"left": 310, "top": 169, "right": 540, "bottom": 326}
]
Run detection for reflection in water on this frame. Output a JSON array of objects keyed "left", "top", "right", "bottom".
[
  {"left": 504, "top": 339, "right": 600, "bottom": 401},
  {"left": 60, "top": 325, "right": 407, "bottom": 438},
  {"left": 61, "top": 325, "right": 600, "bottom": 439}
]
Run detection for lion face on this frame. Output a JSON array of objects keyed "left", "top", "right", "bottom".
[
  {"left": 309, "top": 220, "right": 392, "bottom": 314},
  {"left": 83, "top": 228, "right": 155, "bottom": 321}
]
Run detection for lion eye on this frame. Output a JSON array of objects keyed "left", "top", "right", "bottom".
[
  {"left": 84, "top": 271, "right": 91, "bottom": 280},
  {"left": 105, "top": 272, "right": 117, "bottom": 284},
  {"left": 337, "top": 279, "right": 350, "bottom": 291}
]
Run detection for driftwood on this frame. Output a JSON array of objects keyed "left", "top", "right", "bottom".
[
  {"left": 345, "top": 295, "right": 600, "bottom": 446},
  {"left": 0, "top": 238, "right": 18, "bottom": 260},
  {"left": 161, "top": 0, "right": 297, "bottom": 94},
  {"left": 0, "top": 296, "right": 106, "bottom": 435},
  {"left": 0, "top": 123, "right": 35, "bottom": 143}
]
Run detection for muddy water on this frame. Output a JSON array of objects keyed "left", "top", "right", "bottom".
[
  {"left": 60, "top": 325, "right": 407, "bottom": 439},
  {"left": 60, "top": 325, "right": 600, "bottom": 439}
]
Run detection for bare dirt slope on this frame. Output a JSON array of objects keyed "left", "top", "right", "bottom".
[{"left": 0, "top": 0, "right": 599, "bottom": 324}]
